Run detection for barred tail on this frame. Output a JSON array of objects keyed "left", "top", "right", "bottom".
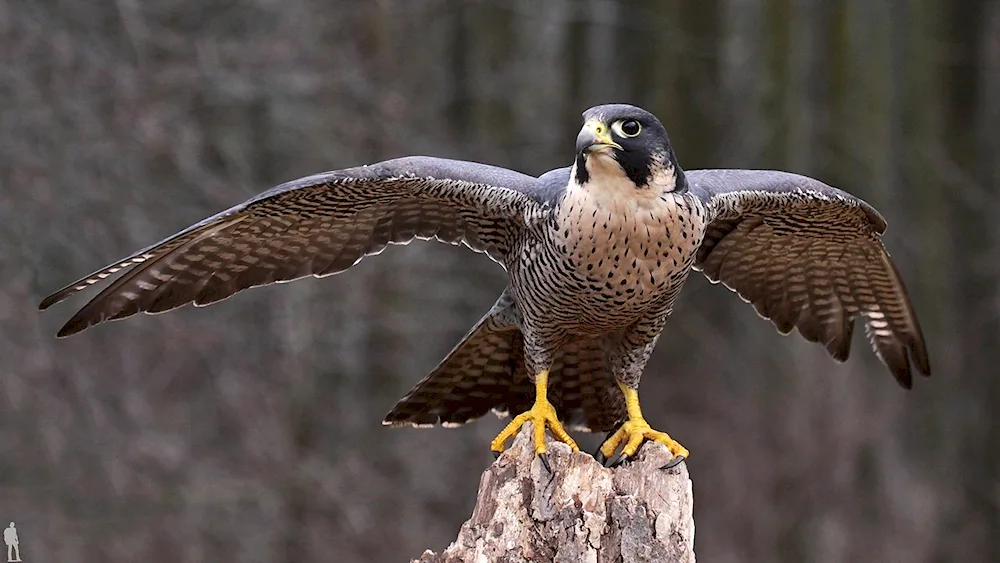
[
  {"left": 384, "top": 297, "right": 625, "bottom": 432},
  {"left": 382, "top": 309, "right": 522, "bottom": 428}
]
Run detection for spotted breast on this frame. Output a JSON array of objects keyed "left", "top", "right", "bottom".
[{"left": 550, "top": 170, "right": 708, "bottom": 333}]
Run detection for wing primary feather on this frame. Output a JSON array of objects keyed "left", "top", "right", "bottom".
[
  {"left": 827, "top": 310, "right": 854, "bottom": 362},
  {"left": 38, "top": 255, "right": 150, "bottom": 310},
  {"left": 39, "top": 211, "right": 243, "bottom": 311},
  {"left": 54, "top": 216, "right": 247, "bottom": 337}
]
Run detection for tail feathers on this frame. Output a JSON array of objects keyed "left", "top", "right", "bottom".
[
  {"left": 384, "top": 321, "right": 626, "bottom": 433},
  {"left": 382, "top": 316, "right": 521, "bottom": 427}
]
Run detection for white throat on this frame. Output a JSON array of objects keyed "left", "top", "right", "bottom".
[{"left": 569, "top": 154, "right": 678, "bottom": 203}]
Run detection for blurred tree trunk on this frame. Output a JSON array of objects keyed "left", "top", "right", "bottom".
[{"left": 945, "top": 1, "right": 1000, "bottom": 560}]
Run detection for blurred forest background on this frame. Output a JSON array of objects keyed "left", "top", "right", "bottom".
[{"left": 2, "top": 0, "right": 998, "bottom": 561}]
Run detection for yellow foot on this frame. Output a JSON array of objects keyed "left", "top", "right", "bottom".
[
  {"left": 490, "top": 399, "right": 579, "bottom": 459},
  {"left": 596, "top": 417, "right": 689, "bottom": 469},
  {"left": 490, "top": 370, "right": 579, "bottom": 465},
  {"left": 599, "top": 382, "right": 688, "bottom": 469}
]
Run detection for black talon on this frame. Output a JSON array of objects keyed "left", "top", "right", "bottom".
[
  {"left": 595, "top": 427, "right": 621, "bottom": 467},
  {"left": 538, "top": 452, "right": 551, "bottom": 473},
  {"left": 660, "top": 455, "right": 686, "bottom": 470},
  {"left": 492, "top": 450, "right": 502, "bottom": 460},
  {"left": 609, "top": 452, "right": 628, "bottom": 468},
  {"left": 594, "top": 449, "right": 608, "bottom": 466}
]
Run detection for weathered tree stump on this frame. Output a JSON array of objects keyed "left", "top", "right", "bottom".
[{"left": 414, "top": 423, "right": 695, "bottom": 563}]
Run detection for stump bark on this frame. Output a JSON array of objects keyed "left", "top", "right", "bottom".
[{"left": 414, "top": 423, "right": 695, "bottom": 563}]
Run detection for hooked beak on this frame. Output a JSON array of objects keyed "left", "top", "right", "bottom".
[{"left": 576, "top": 119, "right": 622, "bottom": 156}]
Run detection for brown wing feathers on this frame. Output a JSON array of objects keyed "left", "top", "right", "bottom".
[
  {"left": 44, "top": 215, "right": 249, "bottom": 336},
  {"left": 40, "top": 158, "right": 541, "bottom": 337},
  {"left": 45, "top": 195, "right": 474, "bottom": 336},
  {"left": 690, "top": 170, "right": 930, "bottom": 387}
]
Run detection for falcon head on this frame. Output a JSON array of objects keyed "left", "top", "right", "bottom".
[{"left": 573, "top": 104, "right": 686, "bottom": 193}]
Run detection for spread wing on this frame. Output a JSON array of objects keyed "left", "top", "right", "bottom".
[
  {"left": 688, "top": 169, "right": 930, "bottom": 388},
  {"left": 40, "top": 156, "right": 546, "bottom": 337}
]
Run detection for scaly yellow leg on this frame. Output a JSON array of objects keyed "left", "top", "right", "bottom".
[
  {"left": 490, "top": 370, "right": 579, "bottom": 458},
  {"left": 598, "top": 381, "right": 689, "bottom": 467}
]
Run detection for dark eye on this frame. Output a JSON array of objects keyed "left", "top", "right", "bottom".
[{"left": 614, "top": 119, "right": 642, "bottom": 138}]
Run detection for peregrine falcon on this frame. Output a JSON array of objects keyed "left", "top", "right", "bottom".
[{"left": 39, "top": 104, "right": 930, "bottom": 468}]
